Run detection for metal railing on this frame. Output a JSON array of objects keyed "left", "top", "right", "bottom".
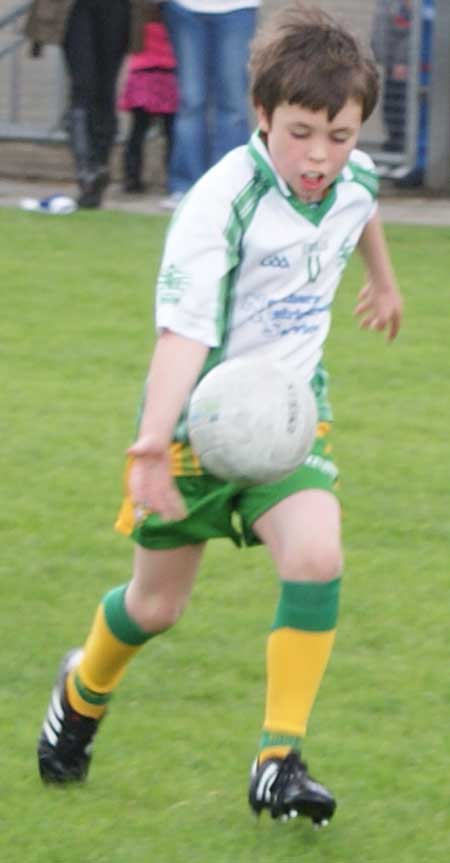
[
  {"left": 0, "top": 1, "right": 67, "bottom": 139},
  {"left": 0, "top": 2, "right": 29, "bottom": 60}
]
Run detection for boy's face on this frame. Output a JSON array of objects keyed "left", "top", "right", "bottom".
[{"left": 256, "top": 99, "right": 363, "bottom": 203}]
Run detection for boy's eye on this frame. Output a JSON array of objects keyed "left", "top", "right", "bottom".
[
  {"left": 331, "top": 133, "right": 352, "bottom": 143},
  {"left": 291, "top": 130, "right": 309, "bottom": 139}
]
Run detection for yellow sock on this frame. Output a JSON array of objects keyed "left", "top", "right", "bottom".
[
  {"left": 258, "top": 578, "right": 340, "bottom": 764},
  {"left": 66, "top": 585, "right": 153, "bottom": 719}
]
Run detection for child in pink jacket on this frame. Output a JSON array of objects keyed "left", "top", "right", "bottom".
[{"left": 118, "top": 4, "right": 178, "bottom": 192}]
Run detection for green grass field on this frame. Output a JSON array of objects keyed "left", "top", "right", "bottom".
[{"left": 1, "top": 207, "right": 449, "bottom": 863}]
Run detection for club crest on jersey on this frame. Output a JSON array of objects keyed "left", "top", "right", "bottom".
[
  {"left": 303, "top": 239, "right": 328, "bottom": 283},
  {"left": 157, "top": 265, "right": 189, "bottom": 304}
]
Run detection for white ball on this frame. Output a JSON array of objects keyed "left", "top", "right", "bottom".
[{"left": 187, "top": 355, "right": 318, "bottom": 484}]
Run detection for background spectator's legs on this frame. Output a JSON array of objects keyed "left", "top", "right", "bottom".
[
  {"left": 64, "top": 0, "right": 129, "bottom": 205},
  {"left": 64, "top": 0, "right": 98, "bottom": 114},
  {"left": 64, "top": 0, "right": 97, "bottom": 171},
  {"left": 163, "top": 1, "right": 209, "bottom": 193},
  {"left": 209, "top": 7, "right": 257, "bottom": 165},
  {"left": 91, "top": 0, "right": 130, "bottom": 169}
]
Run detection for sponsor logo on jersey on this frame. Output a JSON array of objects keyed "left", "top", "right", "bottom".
[{"left": 260, "top": 254, "right": 290, "bottom": 269}]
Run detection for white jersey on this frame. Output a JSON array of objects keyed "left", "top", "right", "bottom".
[{"left": 156, "top": 129, "right": 378, "bottom": 433}]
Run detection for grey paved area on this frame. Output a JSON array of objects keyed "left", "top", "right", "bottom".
[{"left": 1, "top": 177, "right": 450, "bottom": 225}]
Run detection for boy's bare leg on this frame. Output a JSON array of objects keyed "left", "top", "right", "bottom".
[
  {"left": 249, "top": 490, "right": 342, "bottom": 823},
  {"left": 256, "top": 489, "right": 342, "bottom": 583},
  {"left": 71, "top": 542, "right": 206, "bottom": 706},
  {"left": 38, "top": 543, "right": 204, "bottom": 783},
  {"left": 127, "top": 543, "right": 206, "bottom": 632}
]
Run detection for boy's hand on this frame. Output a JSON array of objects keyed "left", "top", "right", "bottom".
[
  {"left": 127, "top": 437, "right": 187, "bottom": 522},
  {"left": 354, "top": 281, "right": 403, "bottom": 341}
]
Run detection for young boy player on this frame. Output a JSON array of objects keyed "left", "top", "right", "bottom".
[{"left": 38, "top": 1, "right": 402, "bottom": 826}]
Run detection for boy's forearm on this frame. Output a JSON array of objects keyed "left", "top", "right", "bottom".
[
  {"left": 357, "top": 210, "right": 397, "bottom": 289},
  {"left": 138, "top": 330, "right": 209, "bottom": 450}
]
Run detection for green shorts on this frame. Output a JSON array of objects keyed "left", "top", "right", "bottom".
[{"left": 118, "top": 422, "right": 339, "bottom": 550}]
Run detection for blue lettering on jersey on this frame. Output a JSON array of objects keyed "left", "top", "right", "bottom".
[
  {"left": 239, "top": 290, "right": 330, "bottom": 339},
  {"left": 260, "top": 254, "right": 290, "bottom": 269}
]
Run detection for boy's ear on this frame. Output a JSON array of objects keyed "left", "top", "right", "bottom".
[{"left": 255, "top": 104, "right": 270, "bottom": 133}]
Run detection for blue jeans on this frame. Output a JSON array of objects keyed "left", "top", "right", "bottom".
[{"left": 163, "top": 1, "right": 258, "bottom": 193}]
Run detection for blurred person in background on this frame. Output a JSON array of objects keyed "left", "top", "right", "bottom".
[
  {"left": 371, "top": 0, "right": 434, "bottom": 188},
  {"left": 118, "top": 1, "right": 178, "bottom": 194},
  {"left": 25, "top": 0, "right": 151, "bottom": 208},
  {"left": 403, "top": 0, "right": 434, "bottom": 188},
  {"left": 161, "top": 0, "right": 260, "bottom": 208},
  {"left": 371, "top": 0, "right": 412, "bottom": 155}
]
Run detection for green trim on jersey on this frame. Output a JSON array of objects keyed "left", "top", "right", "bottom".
[
  {"left": 212, "top": 172, "right": 271, "bottom": 348},
  {"left": 172, "top": 171, "right": 272, "bottom": 441},
  {"left": 311, "top": 363, "right": 332, "bottom": 422},
  {"left": 209, "top": 170, "right": 271, "bottom": 359},
  {"left": 249, "top": 130, "right": 379, "bottom": 221},
  {"left": 248, "top": 131, "right": 338, "bottom": 226},
  {"left": 287, "top": 186, "right": 338, "bottom": 225},
  {"left": 347, "top": 160, "right": 379, "bottom": 199}
]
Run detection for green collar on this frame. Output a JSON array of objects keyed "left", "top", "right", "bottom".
[{"left": 248, "top": 129, "right": 339, "bottom": 227}]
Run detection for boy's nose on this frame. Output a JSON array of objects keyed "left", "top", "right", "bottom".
[{"left": 308, "top": 145, "right": 327, "bottom": 163}]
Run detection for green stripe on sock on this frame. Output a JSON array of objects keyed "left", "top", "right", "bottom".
[
  {"left": 74, "top": 673, "right": 112, "bottom": 706},
  {"left": 103, "top": 585, "right": 153, "bottom": 646},
  {"left": 259, "top": 731, "right": 302, "bottom": 753},
  {"left": 272, "top": 578, "right": 341, "bottom": 633}
]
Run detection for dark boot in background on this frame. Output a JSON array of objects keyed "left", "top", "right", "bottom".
[
  {"left": 90, "top": 108, "right": 117, "bottom": 200},
  {"left": 123, "top": 143, "right": 146, "bottom": 193},
  {"left": 69, "top": 108, "right": 106, "bottom": 209}
]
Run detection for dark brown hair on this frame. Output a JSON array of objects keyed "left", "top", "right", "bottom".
[{"left": 250, "top": 2, "right": 379, "bottom": 122}]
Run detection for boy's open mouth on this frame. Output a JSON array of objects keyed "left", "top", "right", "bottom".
[{"left": 300, "top": 171, "right": 325, "bottom": 191}]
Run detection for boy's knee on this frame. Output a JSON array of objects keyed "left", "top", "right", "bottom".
[
  {"left": 279, "top": 541, "right": 343, "bottom": 584},
  {"left": 148, "top": 602, "right": 183, "bottom": 633},
  {"left": 127, "top": 596, "right": 185, "bottom": 634}
]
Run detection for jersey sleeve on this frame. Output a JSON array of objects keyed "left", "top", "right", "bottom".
[
  {"left": 155, "top": 173, "right": 241, "bottom": 348},
  {"left": 346, "top": 148, "right": 380, "bottom": 223},
  {"left": 347, "top": 148, "right": 379, "bottom": 197}
]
